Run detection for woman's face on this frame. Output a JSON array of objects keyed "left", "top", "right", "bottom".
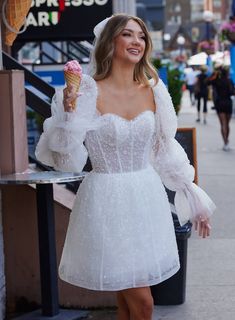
[{"left": 113, "top": 19, "right": 146, "bottom": 65}]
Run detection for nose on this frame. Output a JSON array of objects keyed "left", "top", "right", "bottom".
[{"left": 132, "top": 35, "right": 141, "bottom": 46}]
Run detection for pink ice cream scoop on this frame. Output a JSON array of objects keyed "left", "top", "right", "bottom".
[
  {"left": 64, "top": 60, "right": 83, "bottom": 109},
  {"left": 64, "top": 60, "right": 83, "bottom": 75}
]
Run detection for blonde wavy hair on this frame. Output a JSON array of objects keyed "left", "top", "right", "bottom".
[{"left": 93, "top": 14, "right": 158, "bottom": 86}]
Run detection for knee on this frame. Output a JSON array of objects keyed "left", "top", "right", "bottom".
[
  {"left": 139, "top": 295, "right": 154, "bottom": 319},
  {"left": 221, "top": 124, "right": 226, "bottom": 131}
]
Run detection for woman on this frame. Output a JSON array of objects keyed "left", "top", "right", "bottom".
[
  {"left": 194, "top": 66, "right": 209, "bottom": 124},
  {"left": 207, "top": 67, "right": 234, "bottom": 151},
  {"left": 36, "top": 14, "right": 215, "bottom": 320}
]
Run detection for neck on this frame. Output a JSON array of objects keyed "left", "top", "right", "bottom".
[{"left": 108, "top": 60, "right": 136, "bottom": 88}]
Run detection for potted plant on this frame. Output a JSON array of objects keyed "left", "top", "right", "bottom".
[
  {"left": 198, "top": 40, "right": 215, "bottom": 55},
  {"left": 167, "top": 68, "right": 184, "bottom": 115},
  {"left": 152, "top": 58, "right": 184, "bottom": 115},
  {"left": 175, "top": 54, "right": 187, "bottom": 63},
  {"left": 220, "top": 20, "right": 235, "bottom": 43}
]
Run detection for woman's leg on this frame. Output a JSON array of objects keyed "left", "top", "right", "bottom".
[
  {"left": 217, "top": 112, "right": 228, "bottom": 145},
  {"left": 196, "top": 96, "right": 201, "bottom": 121},
  {"left": 189, "top": 86, "right": 194, "bottom": 105},
  {"left": 203, "top": 95, "right": 208, "bottom": 124},
  {"left": 121, "top": 287, "right": 154, "bottom": 320},
  {"left": 225, "top": 113, "right": 232, "bottom": 144},
  {"left": 189, "top": 87, "right": 193, "bottom": 104},
  {"left": 225, "top": 113, "right": 232, "bottom": 145},
  {"left": 117, "top": 291, "right": 130, "bottom": 320}
]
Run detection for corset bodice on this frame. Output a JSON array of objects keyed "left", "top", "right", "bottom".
[{"left": 85, "top": 110, "right": 156, "bottom": 173}]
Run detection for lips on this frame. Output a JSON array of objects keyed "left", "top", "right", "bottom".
[{"left": 127, "top": 48, "right": 141, "bottom": 55}]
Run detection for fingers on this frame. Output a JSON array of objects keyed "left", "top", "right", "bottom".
[
  {"left": 199, "top": 220, "right": 209, "bottom": 238},
  {"left": 63, "top": 85, "right": 80, "bottom": 112},
  {"left": 64, "top": 84, "right": 76, "bottom": 94},
  {"left": 194, "top": 218, "right": 211, "bottom": 238},
  {"left": 205, "top": 221, "right": 211, "bottom": 238},
  {"left": 201, "top": 225, "right": 210, "bottom": 238}
]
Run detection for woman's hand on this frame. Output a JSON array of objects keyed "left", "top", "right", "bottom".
[
  {"left": 63, "top": 85, "right": 80, "bottom": 112},
  {"left": 194, "top": 217, "right": 211, "bottom": 238}
]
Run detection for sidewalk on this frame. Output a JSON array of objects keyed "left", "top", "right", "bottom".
[{"left": 87, "top": 91, "right": 235, "bottom": 320}]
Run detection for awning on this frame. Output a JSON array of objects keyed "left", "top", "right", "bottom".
[{"left": 187, "top": 52, "right": 208, "bottom": 66}]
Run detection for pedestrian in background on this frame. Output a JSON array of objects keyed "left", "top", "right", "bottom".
[
  {"left": 35, "top": 14, "right": 215, "bottom": 320},
  {"left": 184, "top": 66, "right": 198, "bottom": 106},
  {"left": 207, "top": 67, "right": 234, "bottom": 151},
  {"left": 194, "top": 66, "right": 209, "bottom": 124}
]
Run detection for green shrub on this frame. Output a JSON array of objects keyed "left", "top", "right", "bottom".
[
  {"left": 167, "top": 68, "right": 184, "bottom": 115},
  {"left": 152, "top": 58, "right": 184, "bottom": 115}
]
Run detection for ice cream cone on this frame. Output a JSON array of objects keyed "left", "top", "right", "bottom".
[
  {"left": 3, "top": 0, "right": 32, "bottom": 46},
  {"left": 63, "top": 60, "right": 83, "bottom": 110},
  {"left": 64, "top": 71, "right": 81, "bottom": 109}
]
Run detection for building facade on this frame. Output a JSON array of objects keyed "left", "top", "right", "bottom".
[
  {"left": 165, "top": 0, "right": 231, "bottom": 26},
  {"left": 136, "top": 0, "right": 165, "bottom": 30},
  {"left": 165, "top": 0, "right": 191, "bottom": 26},
  {"left": 191, "top": 0, "right": 231, "bottom": 22},
  {"left": 164, "top": 0, "right": 232, "bottom": 53},
  {"left": 213, "top": 0, "right": 231, "bottom": 21},
  {"left": 113, "top": 0, "right": 136, "bottom": 15},
  {"left": 190, "top": 0, "right": 204, "bottom": 22}
]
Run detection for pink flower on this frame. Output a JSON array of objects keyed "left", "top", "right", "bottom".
[
  {"left": 198, "top": 40, "right": 214, "bottom": 50},
  {"left": 220, "top": 22, "right": 235, "bottom": 33}
]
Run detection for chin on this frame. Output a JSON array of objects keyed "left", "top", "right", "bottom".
[{"left": 126, "top": 56, "right": 142, "bottom": 65}]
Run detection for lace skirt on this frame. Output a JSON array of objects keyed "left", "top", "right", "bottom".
[{"left": 59, "top": 165, "right": 180, "bottom": 291}]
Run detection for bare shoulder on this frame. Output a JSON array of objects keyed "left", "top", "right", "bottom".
[
  {"left": 137, "top": 84, "right": 156, "bottom": 112},
  {"left": 138, "top": 83, "right": 153, "bottom": 94},
  {"left": 95, "top": 79, "right": 111, "bottom": 113}
]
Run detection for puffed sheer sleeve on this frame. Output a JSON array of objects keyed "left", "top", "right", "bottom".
[
  {"left": 35, "top": 74, "right": 98, "bottom": 172},
  {"left": 151, "top": 79, "right": 216, "bottom": 226}
]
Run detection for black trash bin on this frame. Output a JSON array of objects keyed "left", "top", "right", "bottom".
[{"left": 150, "top": 213, "right": 192, "bottom": 305}]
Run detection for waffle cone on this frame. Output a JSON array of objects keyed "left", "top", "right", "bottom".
[
  {"left": 4, "top": 0, "right": 32, "bottom": 46},
  {"left": 64, "top": 71, "right": 81, "bottom": 109}
]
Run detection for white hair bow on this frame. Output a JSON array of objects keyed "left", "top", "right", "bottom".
[
  {"left": 93, "top": 17, "right": 112, "bottom": 38},
  {"left": 87, "top": 16, "right": 112, "bottom": 76}
]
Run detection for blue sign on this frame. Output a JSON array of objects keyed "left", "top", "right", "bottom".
[
  {"left": 35, "top": 70, "right": 65, "bottom": 86},
  {"left": 232, "top": 0, "right": 235, "bottom": 16},
  {"left": 230, "top": 45, "right": 235, "bottom": 84},
  {"left": 159, "top": 66, "right": 168, "bottom": 86}
]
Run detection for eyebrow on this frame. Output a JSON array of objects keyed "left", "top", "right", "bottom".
[{"left": 122, "top": 28, "right": 145, "bottom": 35}]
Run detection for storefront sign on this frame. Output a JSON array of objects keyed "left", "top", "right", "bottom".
[{"left": 17, "top": 0, "right": 112, "bottom": 41}]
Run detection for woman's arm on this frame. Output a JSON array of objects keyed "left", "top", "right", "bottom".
[
  {"left": 151, "top": 80, "right": 216, "bottom": 237},
  {"left": 35, "top": 74, "right": 97, "bottom": 172}
]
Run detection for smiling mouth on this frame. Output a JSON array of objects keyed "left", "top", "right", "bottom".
[{"left": 127, "top": 49, "right": 141, "bottom": 55}]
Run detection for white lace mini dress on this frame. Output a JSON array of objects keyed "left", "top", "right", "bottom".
[{"left": 35, "top": 75, "right": 216, "bottom": 291}]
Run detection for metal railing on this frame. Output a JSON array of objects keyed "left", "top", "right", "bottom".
[
  {"left": 3, "top": 51, "right": 54, "bottom": 117},
  {"left": 14, "top": 41, "right": 91, "bottom": 65}
]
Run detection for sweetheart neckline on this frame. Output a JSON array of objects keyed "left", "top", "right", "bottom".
[{"left": 96, "top": 110, "right": 155, "bottom": 122}]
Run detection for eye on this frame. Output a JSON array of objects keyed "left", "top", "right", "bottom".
[{"left": 122, "top": 33, "right": 131, "bottom": 37}]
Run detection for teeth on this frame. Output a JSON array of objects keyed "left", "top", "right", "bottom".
[{"left": 128, "top": 49, "right": 139, "bottom": 54}]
